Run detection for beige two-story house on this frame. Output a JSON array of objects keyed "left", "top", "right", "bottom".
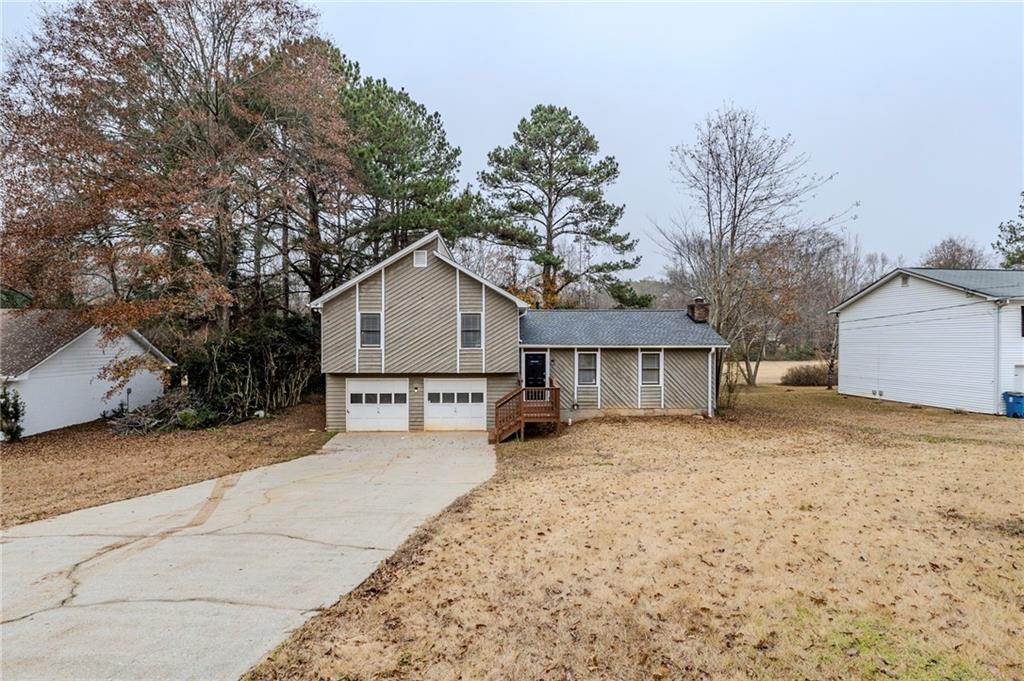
[{"left": 310, "top": 232, "right": 728, "bottom": 440}]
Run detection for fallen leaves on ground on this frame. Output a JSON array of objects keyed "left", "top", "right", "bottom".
[
  {"left": 245, "top": 387, "right": 1023, "bottom": 681},
  {"left": 0, "top": 399, "right": 331, "bottom": 527}
]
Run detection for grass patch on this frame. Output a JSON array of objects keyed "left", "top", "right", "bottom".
[{"left": 818, "top": 616, "right": 996, "bottom": 680}]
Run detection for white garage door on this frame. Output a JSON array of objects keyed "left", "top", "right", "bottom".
[
  {"left": 424, "top": 378, "right": 487, "bottom": 431},
  {"left": 347, "top": 378, "right": 409, "bottom": 431}
]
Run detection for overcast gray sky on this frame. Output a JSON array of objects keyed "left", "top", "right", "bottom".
[{"left": 3, "top": 1, "right": 1022, "bottom": 277}]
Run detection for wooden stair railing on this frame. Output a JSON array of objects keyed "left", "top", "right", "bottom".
[{"left": 491, "top": 377, "right": 561, "bottom": 443}]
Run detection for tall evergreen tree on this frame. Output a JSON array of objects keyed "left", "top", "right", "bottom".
[
  {"left": 993, "top": 192, "right": 1024, "bottom": 269},
  {"left": 479, "top": 105, "right": 641, "bottom": 308}
]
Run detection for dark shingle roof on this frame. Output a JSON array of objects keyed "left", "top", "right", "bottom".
[
  {"left": 0, "top": 309, "right": 92, "bottom": 377},
  {"left": 519, "top": 309, "right": 728, "bottom": 347},
  {"left": 904, "top": 268, "right": 1024, "bottom": 299}
]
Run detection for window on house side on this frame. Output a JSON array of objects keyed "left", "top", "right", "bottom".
[
  {"left": 413, "top": 250, "right": 428, "bottom": 267},
  {"left": 641, "top": 353, "right": 661, "bottom": 385},
  {"left": 578, "top": 353, "right": 597, "bottom": 385},
  {"left": 360, "top": 313, "right": 381, "bottom": 347},
  {"left": 461, "top": 313, "right": 481, "bottom": 348}
]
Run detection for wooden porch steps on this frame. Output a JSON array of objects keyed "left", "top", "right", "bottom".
[{"left": 489, "top": 380, "right": 562, "bottom": 443}]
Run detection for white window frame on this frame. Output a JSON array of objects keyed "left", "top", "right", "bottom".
[
  {"left": 640, "top": 351, "right": 662, "bottom": 386},
  {"left": 359, "top": 312, "right": 381, "bottom": 348},
  {"left": 460, "top": 312, "right": 482, "bottom": 349},
  {"left": 413, "top": 250, "right": 428, "bottom": 267},
  {"left": 576, "top": 351, "right": 598, "bottom": 386}
]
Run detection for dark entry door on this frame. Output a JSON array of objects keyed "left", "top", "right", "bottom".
[{"left": 524, "top": 353, "right": 547, "bottom": 388}]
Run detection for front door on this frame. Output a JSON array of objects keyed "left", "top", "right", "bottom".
[{"left": 524, "top": 352, "right": 547, "bottom": 388}]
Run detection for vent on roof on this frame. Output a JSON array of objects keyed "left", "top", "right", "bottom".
[
  {"left": 413, "top": 250, "right": 427, "bottom": 268},
  {"left": 900, "top": 274, "right": 909, "bottom": 287}
]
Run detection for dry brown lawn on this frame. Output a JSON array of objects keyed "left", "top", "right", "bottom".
[
  {"left": 246, "top": 387, "right": 1023, "bottom": 681},
  {"left": 0, "top": 399, "right": 331, "bottom": 527}
]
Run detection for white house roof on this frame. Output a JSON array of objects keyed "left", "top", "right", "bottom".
[
  {"left": 308, "top": 231, "right": 528, "bottom": 310},
  {"left": 0, "top": 309, "right": 174, "bottom": 379},
  {"left": 830, "top": 267, "right": 1024, "bottom": 314}
]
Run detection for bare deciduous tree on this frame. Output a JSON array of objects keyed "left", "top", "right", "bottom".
[
  {"left": 658, "top": 106, "right": 853, "bottom": 392},
  {"left": 920, "top": 236, "right": 992, "bottom": 269}
]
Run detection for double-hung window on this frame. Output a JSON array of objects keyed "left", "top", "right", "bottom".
[
  {"left": 641, "top": 352, "right": 661, "bottom": 385},
  {"left": 577, "top": 352, "right": 597, "bottom": 385},
  {"left": 360, "top": 313, "right": 381, "bottom": 347},
  {"left": 461, "top": 313, "right": 481, "bottom": 348}
]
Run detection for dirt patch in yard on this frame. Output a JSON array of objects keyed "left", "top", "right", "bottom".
[
  {"left": 0, "top": 399, "right": 332, "bottom": 528},
  {"left": 246, "top": 387, "right": 1023, "bottom": 681}
]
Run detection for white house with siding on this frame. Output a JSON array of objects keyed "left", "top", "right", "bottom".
[
  {"left": 830, "top": 268, "right": 1024, "bottom": 415},
  {"left": 0, "top": 310, "right": 174, "bottom": 436}
]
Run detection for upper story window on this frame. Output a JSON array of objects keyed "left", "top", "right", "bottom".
[
  {"left": 413, "top": 250, "right": 428, "bottom": 268},
  {"left": 577, "top": 352, "right": 597, "bottom": 385},
  {"left": 641, "top": 352, "right": 661, "bottom": 385},
  {"left": 461, "top": 313, "right": 481, "bottom": 348},
  {"left": 360, "top": 313, "right": 381, "bottom": 347}
]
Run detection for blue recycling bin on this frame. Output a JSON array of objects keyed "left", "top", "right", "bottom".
[{"left": 1003, "top": 392, "right": 1024, "bottom": 418}]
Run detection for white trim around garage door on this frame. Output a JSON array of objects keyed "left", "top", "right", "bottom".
[
  {"left": 346, "top": 377, "right": 409, "bottom": 431},
  {"left": 423, "top": 378, "right": 487, "bottom": 431}
]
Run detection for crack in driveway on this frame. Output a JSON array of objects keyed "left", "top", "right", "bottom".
[{"left": 18, "top": 474, "right": 243, "bottom": 621}]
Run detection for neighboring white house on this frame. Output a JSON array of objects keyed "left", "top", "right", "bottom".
[
  {"left": 830, "top": 268, "right": 1024, "bottom": 415},
  {"left": 0, "top": 310, "right": 174, "bottom": 436}
]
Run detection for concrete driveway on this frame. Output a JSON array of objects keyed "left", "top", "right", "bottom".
[{"left": 1, "top": 432, "right": 494, "bottom": 681}]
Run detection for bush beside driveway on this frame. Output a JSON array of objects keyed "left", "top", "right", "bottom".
[{"left": 246, "top": 387, "right": 1023, "bottom": 681}]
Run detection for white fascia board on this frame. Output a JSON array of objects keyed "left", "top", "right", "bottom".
[
  {"left": 431, "top": 251, "right": 529, "bottom": 309},
  {"left": 829, "top": 268, "right": 1000, "bottom": 315},
  {"left": 127, "top": 330, "right": 176, "bottom": 367},
  {"left": 309, "top": 231, "right": 445, "bottom": 310}
]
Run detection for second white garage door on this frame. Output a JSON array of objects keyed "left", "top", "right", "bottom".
[
  {"left": 347, "top": 378, "right": 409, "bottom": 431},
  {"left": 424, "top": 378, "right": 487, "bottom": 431}
]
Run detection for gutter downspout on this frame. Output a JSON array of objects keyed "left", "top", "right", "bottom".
[{"left": 995, "top": 300, "right": 1007, "bottom": 414}]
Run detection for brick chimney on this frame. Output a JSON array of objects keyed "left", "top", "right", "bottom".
[{"left": 687, "top": 296, "right": 709, "bottom": 323}]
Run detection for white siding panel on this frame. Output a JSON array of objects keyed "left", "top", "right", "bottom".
[
  {"left": 837, "top": 275, "right": 998, "bottom": 414},
  {"left": 12, "top": 329, "right": 165, "bottom": 436},
  {"left": 999, "top": 300, "right": 1024, "bottom": 405}
]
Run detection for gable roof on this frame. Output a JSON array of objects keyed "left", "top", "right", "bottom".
[
  {"left": 903, "top": 268, "right": 1024, "bottom": 299},
  {"left": 0, "top": 309, "right": 90, "bottom": 377},
  {"left": 519, "top": 309, "right": 728, "bottom": 347},
  {"left": 308, "top": 231, "right": 528, "bottom": 310},
  {"left": 0, "top": 309, "right": 174, "bottom": 379},
  {"left": 830, "top": 267, "right": 1024, "bottom": 314}
]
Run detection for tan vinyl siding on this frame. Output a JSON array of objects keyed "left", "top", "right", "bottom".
[
  {"left": 325, "top": 374, "right": 346, "bottom": 431},
  {"left": 576, "top": 387, "right": 599, "bottom": 408},
  {"left": 459, "top": 350, "right": 483, "bottom": 373},
  {"left": 484, "top": 288, "right": 519, "bottom": 373},
  {"left": 664, "top": 349, "right": 708, "bottom": 409},
  {"left": 550, "top": 349, "right": 575, "bottom": 411},
  {"left": 486, "top": 373, "right": 519, "bottom": 430},
  {"left": 459, "top": 276, "right": 482, "bottom": 310},
  {"left": 359, "top": 271, "right": 382, "bottom": 310},
  {"left": 322, "top": 292, "right": 356, "bottom": 373},
  {"left": 640, "top": 385, "right": 662, "bottom": 409},
  {"left": 600, "top": 349, "right": 638, "bottom": 408},
  {"left": 358, "top": 348, "right": 382, "bottom": 372},
  {"left": 409, "top": 376, "right": 424, "bottom": 430},
  {"left": 383, "top": 252, "right": 457, "bottom": 373}
]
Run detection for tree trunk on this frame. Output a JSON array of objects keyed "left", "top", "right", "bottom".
[{"left": 306, "top": 182, "right": 323, "bottom": 301}]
